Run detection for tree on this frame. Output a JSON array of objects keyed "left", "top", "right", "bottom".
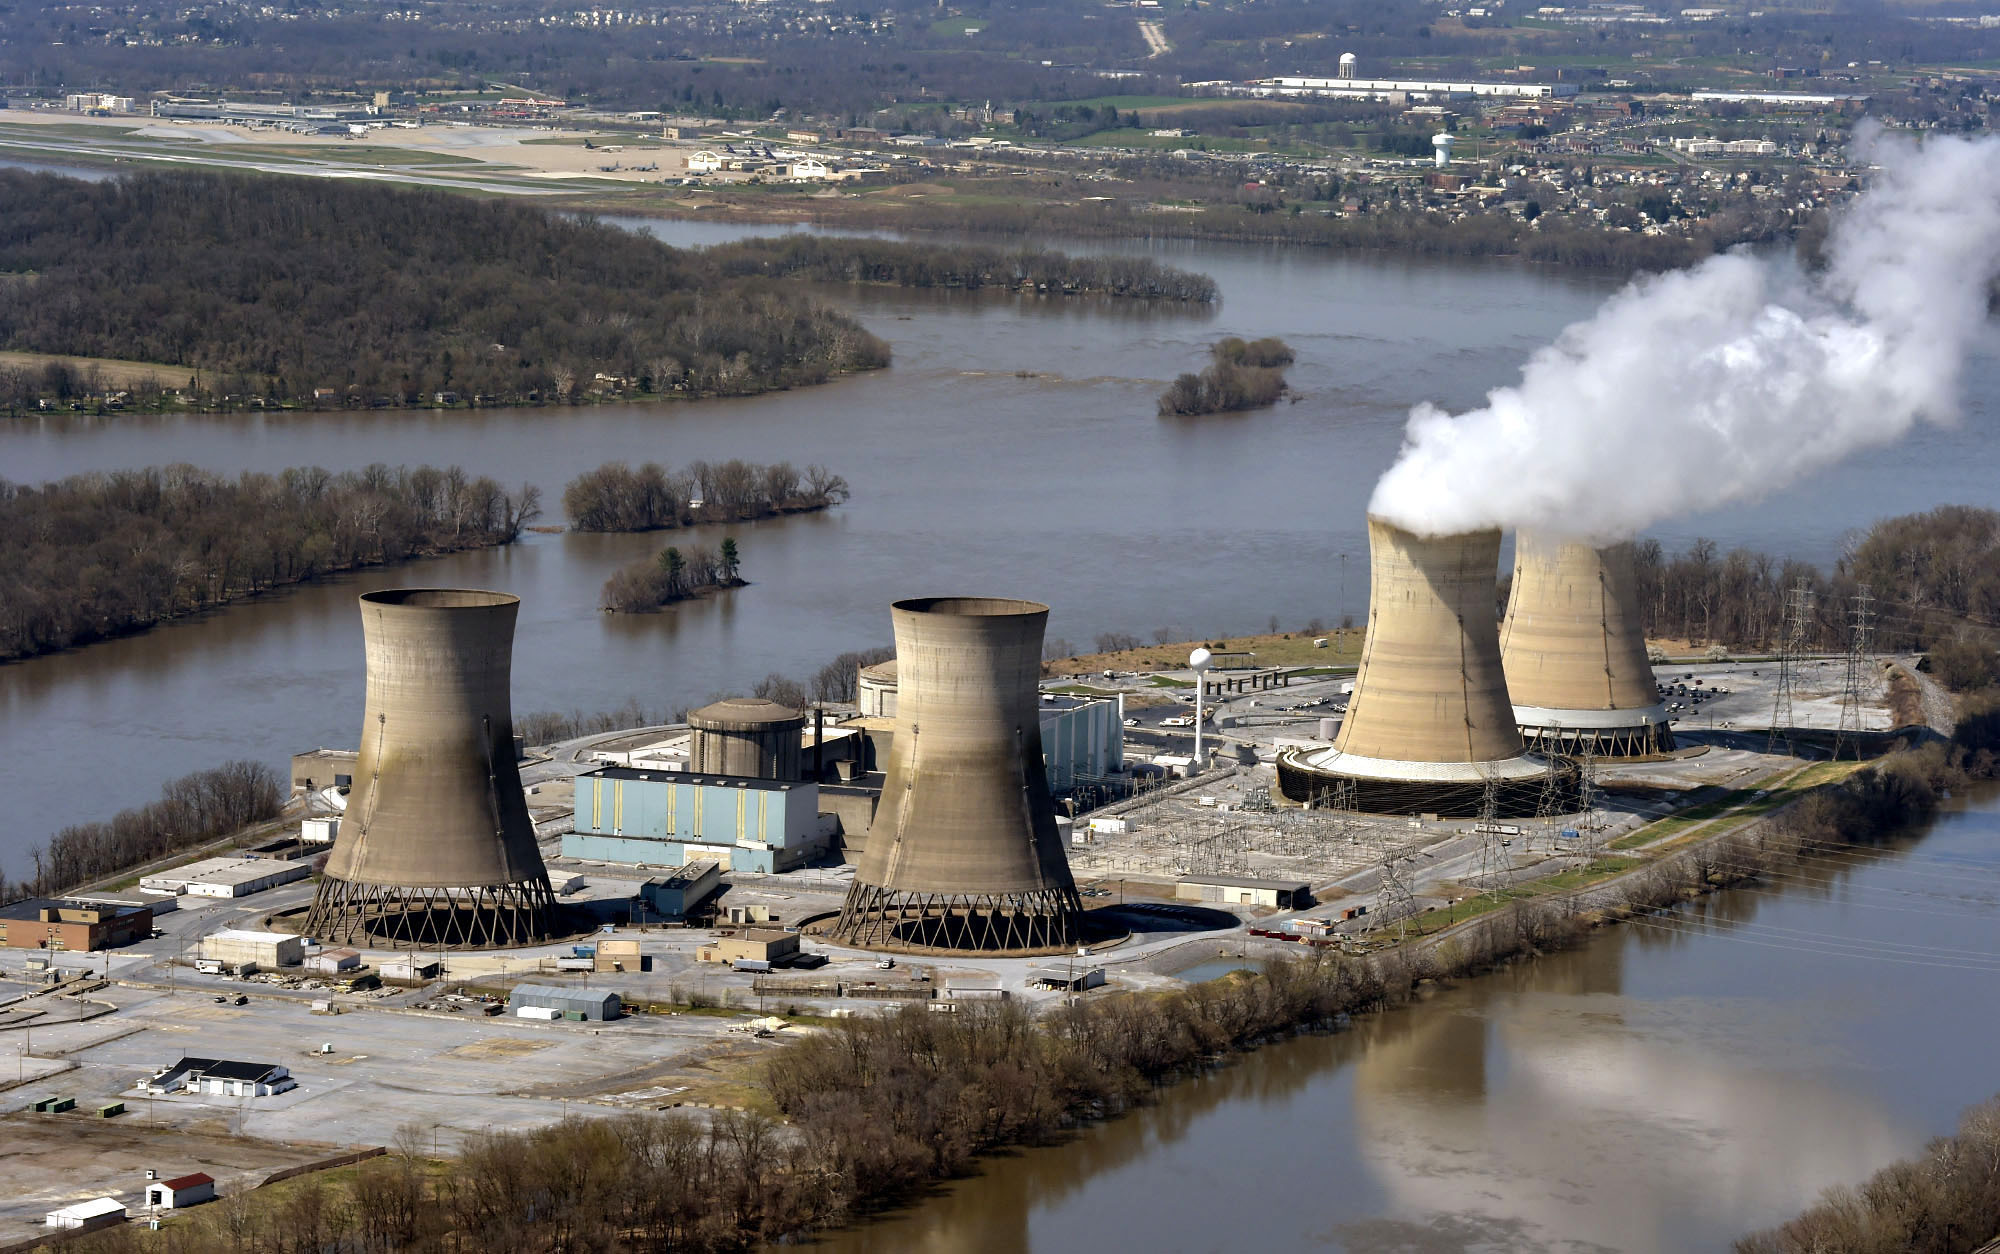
[
  {"left": 720, "top": 537, "right": 741, "bottom": 584},
  {"left": 658, "top": 546, "right": 686, "bottom": 596}
]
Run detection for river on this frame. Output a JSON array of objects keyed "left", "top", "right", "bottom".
[
  {"left": 801, "top": 788, "right": 2000, "bottom": 1253},
  {"left": 3, "top": 173, "right": 1999, "bottom": 866}
]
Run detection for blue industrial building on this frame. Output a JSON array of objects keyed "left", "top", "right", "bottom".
[{"left": 563, "top": 768, "right": 826, "bottom": 872}]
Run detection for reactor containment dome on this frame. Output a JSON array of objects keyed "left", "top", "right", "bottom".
[
  {"left": 1278, "top": 518, "right": 1551, "bottom": 817},
  {"left": 302, "top": 589, "right": 558, "bottom": 948},
  {"left": 1500, "top": 533, "right": 1673, "bottom": 757},
  {"left": 831, "top": 597, "right": 1083, "bottom": 953}
]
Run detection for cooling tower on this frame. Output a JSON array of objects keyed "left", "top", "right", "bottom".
[
  {"left": 688, "top": 697, "right": 805, "bottom": 780},
  {"left": 832, "top": 597, "right": 1082, "bottom": 952},
  {"left": 302, "top": 589, "right": 556, "bottom": 948},
  {"left": 1278, "top": 518, "right": 1549, "bottom": 817},
  {"left": 1501, "top": 534, "right": 1673, "bottom": 756}
]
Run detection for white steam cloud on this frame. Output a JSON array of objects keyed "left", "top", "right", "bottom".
[{"left": 1368, "top": 126, "right": 2000, "bottom": 540}]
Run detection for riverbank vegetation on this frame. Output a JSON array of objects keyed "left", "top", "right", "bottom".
[
  {"left": 705, "top": 235, "right": 1218, "bottom": 303},
  {"left": 0, "top": 465, "right": 538, "bottom": 662},
  {"left": 600, "top": 540, "right": 744, "bottom": 613},
  {"left": 1158, "top": 335, "right": 1293, "bottom": 416},
  {"left": 0, "top": 169, "right": 887, "bottom": 412},
  {"left": 564, "top": 460, "right": 848, "bottom": 532},
  {"left": 1736, "top": 1094, "right": 2000, "bottom": 1253},
  {"left": 4, "top": 761, "right": 284, "bottom": 904}
]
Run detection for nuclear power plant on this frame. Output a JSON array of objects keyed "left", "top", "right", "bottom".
[
  {"left": 688, "top": 696, "right": 806, "bottom": 780},
  {"left": 1501, "top": 535, "right": 1674, "bottom": 757},
  {"left": 1278, "top": 518, "right": 1550, "bottom": 817},
  {"left": 302, "top": 589, "right": 558, "bottom": 948},
  {"left": 832, "top": 597, "right": 1083, "bottom": 952}
]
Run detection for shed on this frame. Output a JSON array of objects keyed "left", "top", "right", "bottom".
[
  {"left": 698, "top": 930, "right": 799, "bottom": 965},
  {"left": 304, "top": 948, "right": 361, "bottom": 974},
  {"left": 507, "top": 984, "right": 621, "bottom": 1021},
  {"left": 147, "top": 1172, "right": 217, "bottom": 1209},
  {"left": 45, "top": 1197, "right": 125, "bottom": 1231},
  {"left": 381, "top": 956, "right": 442, "bottom": 981},
  {"left": 1027, "top": 967, "right": 1106, "bottom": 992},
  {"left": 1175, "top": 875, "right": 1312, "bottom": 909}
]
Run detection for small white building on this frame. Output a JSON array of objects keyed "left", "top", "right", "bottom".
[
  {"left": 685, "top": 150, "right": 724, "bottom": 172},
  {"left": 147, "top": 1172, "right": 217, "bottom": 1210},
  {"left": 45, "top": 1197, "right": 125, "bottom": 1231},
  {"left": 380, "top": 955, "right": 441, "bottom": 981},
  {"left": 144, "top": 1057, "right": 295, "bottom": 1098},
  {"left": 301, "top": 817, "right": 339, "bottom": 844},
  {"left": 789, "top": 157, "right": 830, "bottom": 179},
  {"left": 303, "top": 947, "right": 360, "bottom": 974},
  {"left": 202, "top": 928, "right": 305, "bottom": 969}
]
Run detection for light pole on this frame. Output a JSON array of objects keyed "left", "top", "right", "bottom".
[{"left": 1190, "top": 648, "right": 1213, "bottom": 772}]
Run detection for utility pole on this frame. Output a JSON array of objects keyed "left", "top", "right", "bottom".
[
  {"left": 1768, "top": 579, "right": 1815, "bottom": 755},
  {"left": 1834, "top": 583, "right": 1876, "bottom": 761}
]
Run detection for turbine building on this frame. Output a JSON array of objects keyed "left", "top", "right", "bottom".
[
  {"left": 302, "top": 589, "right": 557, "bottom": 948},
  {"left": 831, "top": 597, "right": 1082, "bottom": 952},
  {"left": 1278, "top": 518, "right": 1549, "bottom": 816},
  {"left": 1500, "top": 534, "right": 1672, "bottom": 757}
]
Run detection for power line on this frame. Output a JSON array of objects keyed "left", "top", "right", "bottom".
[
  {"left": 1768, "top": 579, "right": 1815, "bottom": 755},
  {"left": 1834, "top": 583, "right": 1876, "bottom": 761}
]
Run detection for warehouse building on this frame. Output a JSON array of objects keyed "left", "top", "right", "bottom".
[
  {"left": 1175, "top": 875, "right": 1312, "bottom": 909},
  {"left": 697, "top": 930, "right": 800, "bottom": 966},
  {"left": 140, "top": 857, "right": 309, "bottom": 899},
  {"left": 45, "top": 1198, "right": 124, "bottom": 1232},
  {"left": 201, "top": 929, "right": 304, "bottom": 969},
  {"left": 0, "top": 898, "right": 152, "bottom": 952},
  {"left": 564, "top": 769, "right": 829, "bottom": 872},
  {"left": 290, "top": 747, "right": 358, "bottom": 794},
  {"left": 144, "top": 1058, "right": 296, "bottom": 1097},
  {"left": 507, "top": 984, "right": 621, "bottom": 1021},
  {"left": 303, "top": 948, "right": 361, "bottom": 974}
]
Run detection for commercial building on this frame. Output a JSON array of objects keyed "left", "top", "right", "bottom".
[
  {"left": 139, "top": 856, "right": 309, "bottom": 899},
  {"left": 698, "top": 929, "right": 801, "bottom": 965},
  {"left": 564, "top": 769, "right": 828, "bottom": 872},
  {"left": 145, "top": 1058, "right": 296, "bottom": 1098},
  {"left": 1689, "top": 90, "right": 1868, "bottom": 109},
  {"left": 507, "top": 984, "right": 621, "bottom": 1021},
  {"left": 635, "top": 861, "right": 722, "bottom": 920},
  {"left": 66, "top": 92, "right": 135, "bottom": 113},
  {"left": 202, "top": 929, "right": 304, "bottom": 969},
  {"left": 0, "top": 898, "right": 152, "bottom": 952},
  {"left": 146, "top": 1173, "right": 217, "bottom": 1210},
  {"left": 1176, "top": 875, "right": 1312, "bottom": 909}
]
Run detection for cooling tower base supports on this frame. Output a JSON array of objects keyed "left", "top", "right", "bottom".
[
  {"left": 830, "top": 883, "right": 1083, "bottom": 954},
  {"left": 1517, "top": 722, "right": 1676, "bottom": 758},
  {"left": 1276, "top": 750, "right": 1560, "bottom": 819},
  {"left": 303, "top": 876, "right": 558, "bottom": 950}
]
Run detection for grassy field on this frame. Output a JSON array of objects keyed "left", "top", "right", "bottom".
[
  {"left": 0, "top": 348, "right": 186, "bottom": 389},
  {"left": 1048, "top": 628, "right": 1366, "bottom": 676}
]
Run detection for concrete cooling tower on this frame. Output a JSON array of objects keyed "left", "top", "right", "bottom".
[
  {"left": 302, "top": 589, "right": 557, "bottom": 948},
  {"left": 1278, "top": 518, "right": 1549, "bottom": 817},
  {"left": 1500, "top": 535, "right": 1672, "bottom": 757},
  {"left": 832, "top": 597, "right": 1082, "bottom": 952}
]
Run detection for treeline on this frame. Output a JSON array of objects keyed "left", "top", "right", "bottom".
[
  {"left": 601, "top": 541, "right": 742, "bottom": 613},
  {"left": 749, "top": 645, "right": 895, "bottom": 711},
  {"left": 0, "top": 170, "right": 888, "bottom": 411},
  {"left": 705, "top": 236, "right": 1219, "bottom": 303},
  {"left": 564, "top": 461, "right": 848, "bottom": 533},
  {"left": 5, "top": 761, "right": 284, "bottom": 903},
  {"left": 1630, "top": 506, "right": 2000, "bottom": 668},
  {"left": 1736, "top": 1094, "right": 2000, "bottom": 1254},
  {"left": 1159, "top": 335, "right": 1292, "bottom": 416},
  {"left": 0, "top": 465, "right": 538, "bottom": 661}
]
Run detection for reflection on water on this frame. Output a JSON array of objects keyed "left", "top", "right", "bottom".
[{"left": 802, "top": 792, "right": 2000, "bottom": 1253}]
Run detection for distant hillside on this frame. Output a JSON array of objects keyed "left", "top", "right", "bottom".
[{"left": 0, "top": 169, "right": 889, "bottom": 409}]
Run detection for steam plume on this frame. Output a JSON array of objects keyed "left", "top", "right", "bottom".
[{"left": 1369, "top": 127, "right": 2000, "bottom": 540}]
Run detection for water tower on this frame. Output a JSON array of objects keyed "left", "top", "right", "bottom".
[
  {"left": 1432, "top": 131, "right": 1455, "bottom": 169},
  {"left": 1338, "top": 51, "right": 1358, "bottom": 80}
]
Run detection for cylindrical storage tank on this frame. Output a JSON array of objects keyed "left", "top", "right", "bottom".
[
  {"left": 856, "top": 659, "right": 898, "bottom": 718},
  {"left": 1277, "top": 518, "right": 1550, "bottom": 816},
  {"left": 688, "top": 697, "right": 805, "bottom": 780},
  {"left": 1500, "top": 534, "right": 1672, "bottom": 757},
  {"left": 302, "top": 589, "right": 556, "bottom": 948},
  {"left": 833, "top": 597, "right": 1082, "bottom": 953},
  {"left": 1318, "top": 717, "right": 1341, "bottom": 741}
]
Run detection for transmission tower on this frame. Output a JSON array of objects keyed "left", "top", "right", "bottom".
[
  {"left": 1767, "top": 579, "right": 1816, "bottom": 755},
  {"left": 1834, "top": 584, "right": 1876, "bottom": 761},
  {"left": 1377, "top": 848, "right": 1418, "bottom": 940},
  {"left": 1473, "top": 772, "right": 1505, "bottom": 892}
]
